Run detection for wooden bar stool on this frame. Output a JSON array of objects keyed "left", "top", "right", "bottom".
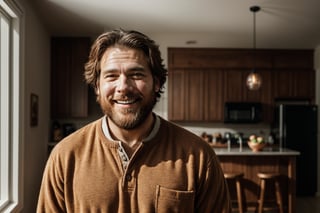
[
  {"left": 257, "top": 172, "right": 284, "bottom": 213},
  {"left": 224, "top": 172, "right": 245, "bottom": 213}
]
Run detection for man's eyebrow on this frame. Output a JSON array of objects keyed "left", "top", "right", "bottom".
[
  {"left": 128, "top": 66, "right": 145, "bottom": 72},
  {"left": 100, "top": 65, "right": 147, "bottom": 74},
  {"left": 101, "top": 68, "right": 118, "bottom": 74}
]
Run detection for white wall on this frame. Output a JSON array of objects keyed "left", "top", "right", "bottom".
[{"left": 20, "top": 1, "right": 51, "bottom": 212}]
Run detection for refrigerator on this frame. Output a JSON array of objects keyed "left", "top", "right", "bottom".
[{"left": 273, "top": 104, "right": 318, "bottom": 196}]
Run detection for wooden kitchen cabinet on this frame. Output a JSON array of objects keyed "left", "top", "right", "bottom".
[
  {"left": 168, "top": 68, "right": 224, "bottom": 121},
  {"left": 204, "top": 70, "right": 224, "bottom": 121},
  {"left": 223, "top": 70, "right": 243, "bottom": 102},
  {"left": 168, "top": 69, "right": 207, "bottom": 121},
  {"left": 186, "top": 69, "right": 206, "bottom": 121},
  {"left": 273, "top": 69, "right": 315, "bottom": 100},
  {"left": 51, "top": 37, "right": 91, "bottom": 118},
  {"left": 168, "top": 69, "right": 187, "bottom": 121},
  {"left": 168, "top": 48, "right": 315, "bottom": 123},
  {"left": 217, "top": 151, "right": 299, "bottom": 213}
]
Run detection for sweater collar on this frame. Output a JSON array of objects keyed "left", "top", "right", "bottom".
[{"left": 101, "top": 114, "right": 161, "bottom": 143}]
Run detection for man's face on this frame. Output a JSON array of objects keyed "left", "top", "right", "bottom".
[{"left": 97, "top": 46, "right": 160, "bottom": 130}]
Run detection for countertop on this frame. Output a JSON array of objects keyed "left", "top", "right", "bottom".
[{"left": 212, "top": 146, "right": 300, "bottom": 156}]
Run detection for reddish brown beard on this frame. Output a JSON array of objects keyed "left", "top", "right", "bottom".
[{"left": 98, "top": 92, "right": 157, "bottom": 130}]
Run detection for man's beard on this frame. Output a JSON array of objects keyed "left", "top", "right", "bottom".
[{"left": 99, "top": 91, "right": 157, "bottom": 130}]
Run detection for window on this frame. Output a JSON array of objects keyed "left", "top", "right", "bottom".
[{"left": 0, "top": 0, "right": 23, "bottom": 212}]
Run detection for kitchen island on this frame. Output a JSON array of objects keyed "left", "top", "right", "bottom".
[{"left": 214, "top": 146, "right": 300, "bottom": 213}]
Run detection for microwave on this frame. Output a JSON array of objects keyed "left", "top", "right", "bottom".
[{"left": 224, "top": 102, "right": 262, "bottom": 123}]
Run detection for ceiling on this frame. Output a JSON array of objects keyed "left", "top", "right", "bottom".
[{"left": 29, "top": 0, "right": 320, "bottom": 49}]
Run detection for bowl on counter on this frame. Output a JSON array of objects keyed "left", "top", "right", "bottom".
[{"left": 247, "top": 141, "right": 266, "bottom": 152}]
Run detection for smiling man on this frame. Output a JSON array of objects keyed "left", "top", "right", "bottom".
[{"left": 37, "top": 29, "right": 231, "bottom": 213}]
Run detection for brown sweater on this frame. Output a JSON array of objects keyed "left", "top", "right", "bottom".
[{"left": 37, "top": 116, "right": 231, "bottom": 213}]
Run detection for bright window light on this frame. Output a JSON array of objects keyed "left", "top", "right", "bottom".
[{"left": 0, "top": 0, "right": 23, "bottom": 212}]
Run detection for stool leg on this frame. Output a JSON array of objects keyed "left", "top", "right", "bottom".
[
  {"left": 275, "top": 180, "right": 284, "bottom": 213},
  {"left": 258, "top": 179, "right": 266, "bottom": 213},
  {"left": 236, "top": 179, "right": 243, "bottom": 213}
]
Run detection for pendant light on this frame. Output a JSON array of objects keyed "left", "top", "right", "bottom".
[{"left": 246, "top": 6, "right": 262, "bottom": 90}]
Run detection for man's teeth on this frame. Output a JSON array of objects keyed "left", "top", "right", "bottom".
[{"left": 116, "top": 100, "right": 135, "bottom": 104}]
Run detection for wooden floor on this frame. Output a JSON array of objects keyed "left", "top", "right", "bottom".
[
  {"left": 296, "top": 196, "right": 320, "bottom": 213},
  {"left": 234, "top": 196, "right": 320, "bottom": 213}
]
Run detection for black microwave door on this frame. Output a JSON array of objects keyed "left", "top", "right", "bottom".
[{"left": 224, "top": 102, "right": 262, "bottom": 123}]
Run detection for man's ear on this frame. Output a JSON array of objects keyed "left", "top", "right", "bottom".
[
  {"left": 154, "top": 78, "right": 160, "bottom": 92},
  {"left": 95, "top": 82, "right": 100, "bottom": 95}
]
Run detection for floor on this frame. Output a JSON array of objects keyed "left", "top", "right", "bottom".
[
  {"left": 296, "top": 196, "right": 320, "bottom": 213},
  {"left": 233, "top": 196, "right": 320, "bottom": 213}
]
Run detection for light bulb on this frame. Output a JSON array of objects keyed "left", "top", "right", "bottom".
[{"left": 246, "top": 72, "right": 262, "bottom": 90}]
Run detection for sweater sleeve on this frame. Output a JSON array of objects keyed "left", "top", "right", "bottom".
[
  {"left": 36, "top": 149, "right": 67, "bottom": 213},
  {"left": 195, "top": 151, "right": 232, "bottom": 213}
]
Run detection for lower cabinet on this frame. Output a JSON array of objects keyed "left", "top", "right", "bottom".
[{"left": 218, "top": 154, "right": 298, "bottom": 213}]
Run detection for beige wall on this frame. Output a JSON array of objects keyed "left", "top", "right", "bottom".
[{"left": 20, "top": 1, "right": 51, "bottom": 212}]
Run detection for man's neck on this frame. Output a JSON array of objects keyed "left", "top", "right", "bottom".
[{"left": 107, "top": 113, "right": 155, "bottom": 148}]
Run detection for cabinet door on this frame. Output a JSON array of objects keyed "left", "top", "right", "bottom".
[
  {"left": 51, "top": 37, "right": 90, "bottom": 118},
  {"left": 204, "top": 70, "right": 224, "bottom": 121},
  {"left": 70, "top": 38, "right": 90, "bottom": 117},
  {"left": 273, "top": 70, "right": 293, "bottom": 99},
  {"left": 51, "top": 39, "right": 72, "bottom": 118},
  {"left": 223, "top": 70, "right": 243, "bottom": 102},
  {"left": 292, "top": 70, "right": 315, "bottom": 99},
  {"left": 168, "top": 69, "right": 186, "bottom": 121},
  {"left": 168, "top": 69, "right": 205, "bottom": 121},
  {"left": 185, "top": 69, "right": 205, "bottom": 121},
  {"left": 273, "top": 69, "right": 315, "bottom": 100}
]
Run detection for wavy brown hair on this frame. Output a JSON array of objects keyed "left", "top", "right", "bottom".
[{"left": 84, "top": 29, "right": 167, "bottom": 100}]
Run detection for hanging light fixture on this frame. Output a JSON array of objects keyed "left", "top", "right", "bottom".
[{"left": 246, "top": 5, "right": 262, "bottom": 90}]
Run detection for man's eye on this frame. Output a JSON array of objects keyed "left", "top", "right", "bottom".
[
  {"left": 131, "top": 72, "right": 144, "bottom": 79},
  {"left": 104, "top": 74, "right": 118, "bottom": 80}
]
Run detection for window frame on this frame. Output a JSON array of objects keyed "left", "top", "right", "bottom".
[{"left": 0, "top": 0, "right": 24, "bottom": 212}]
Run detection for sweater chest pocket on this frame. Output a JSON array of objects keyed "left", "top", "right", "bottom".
[{"left": 155, "top": 185, "right": 195, "bottom": 213}]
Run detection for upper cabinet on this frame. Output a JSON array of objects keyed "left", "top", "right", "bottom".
[
  {"left": 51, "top": 37, "right": 91, "bottom": 119},
  {"left": 273, "top": 69, "right": 315, "bottom": 99},
  {"left": 168, "top": 48, "right": 315, "bottom": 123},
  {"left": 168, "top": 68, "right": 219, "bottom": 121}
]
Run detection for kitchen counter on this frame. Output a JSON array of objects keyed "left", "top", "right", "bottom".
[
  {"left": 215, "top": 146, "right": 299, "bottom": 213},
  {"left": 213, "top": 146, "right": 300, "bottom": 156}
]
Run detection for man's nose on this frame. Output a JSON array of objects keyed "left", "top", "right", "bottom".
[{"left": 116, "top": 75, "right": 132, "bottom": 92}]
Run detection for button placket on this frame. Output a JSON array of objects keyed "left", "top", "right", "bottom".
[
  {"left": 125, "top": 174, "right": 132, "bottom": 181},
  {"left": 117, "top": 141, "right": 129, "bottom": 170}
]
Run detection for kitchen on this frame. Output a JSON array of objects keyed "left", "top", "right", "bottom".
[
  {"left": 50, "top": 45, "right": 317, "bottom": 212},
  {"left": 1, "top": 0, "right": 320, "bottom": 212},
  {"left": 50, "top": 24, "right": 317, "bottom": 212}
]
